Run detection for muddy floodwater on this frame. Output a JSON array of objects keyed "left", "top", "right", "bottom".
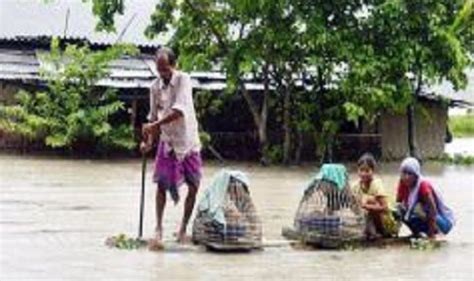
[
  {"left": 445, "top": 137, "right": 474, "bottom": 156},
  {"left": 1, "top": 154, "right": 473, "bottom": 280}
]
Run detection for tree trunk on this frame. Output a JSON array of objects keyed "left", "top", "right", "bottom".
[
  {"left": 240, "top": 64, "right": 269, "bottom": 164},
  {"left": 257, "top": 119, "right": 268, "bottom": 165},
  {"left": 294, "top": 129, "right": 304, "bottom": 165},
  {"left": 407, "top": 103, "right": 418, "bottom": 158},
  {"left": 260, "top": 65, "right": 269, "bottom": 164},
  {"left": 282, "top": 86, "right": 291, "bottom": 165},
  {"left": 408, "top": 67, "right": 423, "bottom": 160},
  {"left": 323, "top": 136, "right": 334, "bottom": 164}
]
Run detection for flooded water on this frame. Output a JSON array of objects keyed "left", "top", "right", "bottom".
[
  {"left": 1, "top": 154, "right": 473, "bottom": 280},
  {"left": 445, "top": 137, "right": 474, "bottom": 156}
]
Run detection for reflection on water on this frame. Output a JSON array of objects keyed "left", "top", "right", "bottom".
[{"left": 1, "top": 155, "right": 473, "bottom": 280}]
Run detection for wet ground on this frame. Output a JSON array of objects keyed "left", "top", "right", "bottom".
[{"left": 1, "top": 154, "right": 473, "bottom": 280}]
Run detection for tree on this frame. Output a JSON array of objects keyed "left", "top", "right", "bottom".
[
  {"left": 350, "top": 0, "right": 472, "bottom": 159},
  {"left": 144, "top": 0, "right": 373, "bottom": 164},
  {"left": 0, "top": 38, "right": 138, "bottom": 153},
  {"left": 87, "top": 0, "right": 311, "bottom": 163},
  {"left": 291, "top": 0, "right": 374, "bottom": 163},
  {"left": 87, "top": 0, "right": 472, "bottom": 163},
  {"left": 146, "top": 0, "right": 280, "bottom": 163}
]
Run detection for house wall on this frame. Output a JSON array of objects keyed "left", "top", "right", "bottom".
[{"left": 380, "top": 100, "right": 448, "bottom": 160}]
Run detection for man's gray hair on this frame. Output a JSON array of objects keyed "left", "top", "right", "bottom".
[{"left": 155, "top": 47, "right": 177, "bottom": 66}]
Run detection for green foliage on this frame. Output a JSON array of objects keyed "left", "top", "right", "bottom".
[
  {"left": 449, "top": 114, "right": 474, "bottom": 137},
  {"left": 87, "top": 0, "right": 472, "bottom": 163},
  {"left": 194, "top": 90, "right": 225, "bottom": 149},
  {"left": 263, "top": 145, "right": 284, "bottom": 164},
  {"left": 199, "top": 131, "right": 212, "bottom": 148},
  {"left": 84, "top": 0, "right": 125, "bottom": 32},
  {"left": 194, "top": 90, "right": 223, "bottom": 119},
  {"left": 450, "top": 0, "right": 474, "bottom": 54},
  {"left": 342, "top": 0, "right": 471, "bottom": 121},
  {"left": 0, "top": 38, "right": 138, "bottom": 153}
]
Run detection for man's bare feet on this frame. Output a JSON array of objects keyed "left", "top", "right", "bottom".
[
  {"left": 148, "top": 228, "right": 164, "bottom": 251},
  {"left": 176, "top": 227, "right": 191, "bottom": 244}
]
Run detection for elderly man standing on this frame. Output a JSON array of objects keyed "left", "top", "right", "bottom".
[{"left": 141, "top": 47, "right": 202, "bottom": 247}]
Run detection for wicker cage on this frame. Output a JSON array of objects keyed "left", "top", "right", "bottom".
[
  {"left": 289, "top": 165, "right": 365, "bottom": 247},
  {"left": 295, "top": 179, "right": 364, "bottom": 238},
  {"left": 192, "top": 175, "right": 262, "bottom": 247}
]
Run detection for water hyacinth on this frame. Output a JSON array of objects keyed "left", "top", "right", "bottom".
[
  {"left": 105, "top": 233, "right": 147, "bottom": 250},
  {"left": 409, "top": 238, "right": 443, "bottom": 251}
]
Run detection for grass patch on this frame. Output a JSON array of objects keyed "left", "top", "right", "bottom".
[{"left": 449, "top": 114, "right": 474, "bottom": 138}]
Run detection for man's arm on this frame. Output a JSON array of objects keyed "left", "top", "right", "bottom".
[
  {"left": 142, "top": 73, "right": 191, "bottom": 141},
  {"left": 142, "top": 109, "right": 183, "bottom": 138},
  {"left": 140, "top": 110, "right": 182, "bottom": 154}
]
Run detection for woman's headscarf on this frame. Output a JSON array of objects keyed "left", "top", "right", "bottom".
[{"left": 400, "top": 157, "right": 423, "bottom": 221}]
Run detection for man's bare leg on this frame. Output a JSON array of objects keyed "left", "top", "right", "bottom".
[
  {"left": 155, "top": 186, "right": 167, "bottom": 240},
  {"left": 177, "top": 183, "right": 198, "bottom": 243},
  {"left": 149, "top": 186, "right": 166, "bottom": 250}
]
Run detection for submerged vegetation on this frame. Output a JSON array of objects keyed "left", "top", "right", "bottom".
[{"left": 433, "top": 153, "right": 474, "bottom": 165}]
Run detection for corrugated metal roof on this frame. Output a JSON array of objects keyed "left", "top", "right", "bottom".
[
  {"left": 0, "top": 49, "right": 40, "bottom": 81},
  {"left": 0, "top": 48, "right": 263, "bottom": 91},
  {"left": 189, "top": 72, "right": 227, "bottom": 80},
  {"left": 0, "top": 48, "right": 472, "bottom": 101},
  {"left": 96, "top": 78, "right": 153, "bottom": 89},
  {"left": 0, "top": 48, "right": 148, "bottom": 87},
  {"left": 427, "top": 70, "right": 474, "bottom": 105}
]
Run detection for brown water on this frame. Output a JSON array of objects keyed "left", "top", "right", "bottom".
[{"left": 1, "top": 155, "right": 473, "bottom": 280}]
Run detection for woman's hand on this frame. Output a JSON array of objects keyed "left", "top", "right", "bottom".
[
  {"left": 362, "top": 202, "right": 377, "bottom": 211},
  {"left": 362, "top": 196, "right": 388, "bottom": 212}
]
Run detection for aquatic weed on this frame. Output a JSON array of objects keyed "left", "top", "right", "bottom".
[
  {"left": 409, "top": 238, "right": 442, "bottom": 251},
  {"left": 105, "top": 233, "right": 147, "bottom": 250}
]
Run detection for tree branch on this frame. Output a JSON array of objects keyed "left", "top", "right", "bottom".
[
  {"left": 183, "top": 0, "right": 229, "bottom": 53},
  {"left": 239, "top": 80, "right": 261, "bottom": 126}
]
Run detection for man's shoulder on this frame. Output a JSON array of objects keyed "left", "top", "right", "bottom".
[{"left": 174, "top": 70, "right": 191, "bottom": 83}]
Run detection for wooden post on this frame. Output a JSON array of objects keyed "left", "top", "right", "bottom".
[
  {"left": 130, "top": 99, "right": 138, "bottom": 129},
  {"left": 130, "top": 98, "right": 139, "bottom": 143}
]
